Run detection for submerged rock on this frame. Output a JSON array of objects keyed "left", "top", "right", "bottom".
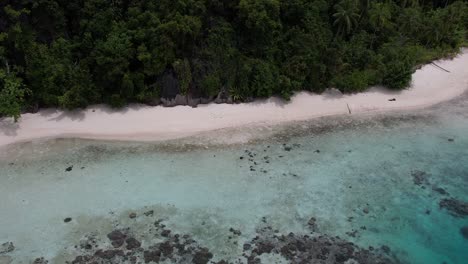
[
  {"left": 32, "top": 257, "right": 48, "bottom": 264},
  {"left": 143, "top": 210, "right": 154, "bottom": 216},
  {"left": 245, "top": 227, "right": 396, "bottom": 264},
  {"left": 229, "top": 228, "right": 242, "bottom": 236},
  {"left": 94, "top": 249, "right": 124, "bottom": 259},
  {"left": 107, "top": 230, "right": 126, "bottom": 248},
  {"left": 460, "top": 226, "right": 468, "bottom": 239},
  {"left": 144, "top": 249, "right": 161, "bottom": 263},
  {"left": 66, "top": 215, "right": 398, "bottom": 264},
  {"left": 0, "top": 242, "right": 14, "bottom": 254},
  {"left": 439, "top": 198, "right": 468, "bottom": 217},
  {"left": 432, "top": 186, "right": 449, "bottom": 195},
  {"left": 125, "top": 237, "right": 141, "bottom": 250},
  {"left": 411, "top": 170, "right": 429, "bottom": 186},
  {"left": 192, "top": 248, "right": 213, "bottom": 264}
]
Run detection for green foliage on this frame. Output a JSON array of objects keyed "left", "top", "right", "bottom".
[
  {"left": 172, "top": 59, "right": 192, "bottom": 95},
  {"left": 333, "top": 0, "right": 360, "bottom": 37},
  {"left": 201, "top": 73, "right": 221, "bottom": 98},
  {"left": 0, "top": 0, "right": 466, "bottom": 119},
  {"left": 0, "top": 72, "right": 27, "bottom": 121},
  {"left": 333, "top": 70, "right": 372, "bottom": 93}
]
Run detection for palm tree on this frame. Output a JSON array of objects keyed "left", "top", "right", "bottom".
[
  {"left": 368, "top": 2, "right": 393, "bottom": 47},
  {"left": 333, "top": 0, "right": 360, "bottom": 37},
  {"left": 369, "top": 2, "right": 392, "bottom": 32}
]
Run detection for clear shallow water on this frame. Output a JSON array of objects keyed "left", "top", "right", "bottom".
[{"left": 1, "top": 96, "right": 468, "bottom": 264}]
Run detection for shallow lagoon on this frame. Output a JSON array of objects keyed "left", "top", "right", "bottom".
[{"left": 1, "top": 95, "right": 468, "bottom": 264}]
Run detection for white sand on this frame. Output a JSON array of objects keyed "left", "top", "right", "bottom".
[{"left": 1, "top": 50, "right": 467, "bottom": 147}]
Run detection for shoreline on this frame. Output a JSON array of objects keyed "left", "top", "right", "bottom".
[{"left": 1, "top": 49, "right": 467, "bottom": 148}]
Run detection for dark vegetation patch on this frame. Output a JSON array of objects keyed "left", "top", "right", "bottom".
[{"left": 0, "top": 0, "right": 467, "bottom": 120}]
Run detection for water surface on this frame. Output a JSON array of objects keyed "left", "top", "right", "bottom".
[{"left": 1, "top": 95, "right": 468, "bottom": 264}]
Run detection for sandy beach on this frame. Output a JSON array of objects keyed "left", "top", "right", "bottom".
[{"left": 1, "top": 50, "right": 467, "bottom": 148}]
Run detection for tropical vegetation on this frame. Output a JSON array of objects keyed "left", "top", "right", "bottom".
[{"left": 0, "top": 0, "right": 467, "bottom": 119}]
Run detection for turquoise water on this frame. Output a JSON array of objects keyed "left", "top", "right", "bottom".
[{"left": 1, "top": 95, "right": 468, "bottom": 264}]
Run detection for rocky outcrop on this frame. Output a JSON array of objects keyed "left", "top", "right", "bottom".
[
  {"left": 439, "top": 198, "right": 468, "bottom": 217},
  {"left": 460, "top": 226, "right": 468, "bottom": 239},
  {"left": 0, "top": 242, "right": 14, "bottom": 254}
]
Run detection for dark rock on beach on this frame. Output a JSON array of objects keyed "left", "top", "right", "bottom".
[
  {"left": 439, "top": 198, "right": 468, "bottom": 217},
  {"left": 65, "top": 166, "right": 73, "bottom": 172}
]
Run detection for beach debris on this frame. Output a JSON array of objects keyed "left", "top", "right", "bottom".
[
  {"left": 439, "top": 198, "right": 468, "bottom": 217},
  {"left": 64, "top": 217, "right": 72, "bottom": 223},
  {"left": 0, "top": 242, "right": 14, "bottom": 254},
  {"left": 128, "top": 212, "right": 137, "bottom": 219},
  {"left": 388, "top": 98, "right": 396, "bottom": 102},
  {"left": 431, "top": 62, "right": 450, "bottom": 73},
  {"left": 460, "top": 226, "right": 468, "bottom": 239},
  {"left": 347, "top": 103, "right": 352, "bottom": 114},
  {"left": 65, "top": 165, "right": 73, "bottom": 172}
]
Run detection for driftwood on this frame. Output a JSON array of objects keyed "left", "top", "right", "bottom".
[
  {"left": 347, "top": 103, "right": 352, "bottom": 114},
  {"left": 431, "top": 62, "right": 450, "bottom": 73}
]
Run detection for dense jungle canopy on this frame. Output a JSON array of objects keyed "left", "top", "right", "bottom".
[{"left": 0, "top": 0, "right": 467, "bottom": 120}]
